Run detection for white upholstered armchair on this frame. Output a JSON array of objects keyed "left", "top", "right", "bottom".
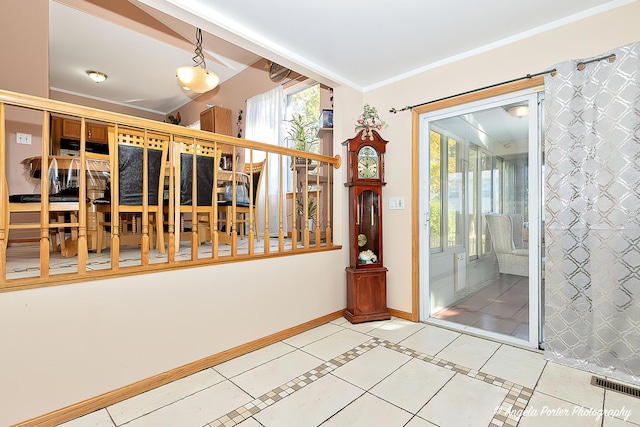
[{"left": 486, "top": 214, "right": 529, "bottom": 277}]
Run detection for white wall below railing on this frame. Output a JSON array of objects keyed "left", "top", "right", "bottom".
[{"left": 0, "top": 250, "right": 346, "bottom": 426}]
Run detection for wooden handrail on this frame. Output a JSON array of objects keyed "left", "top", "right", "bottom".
[{"left": 0, "top": 89, "right": 341, "bottom": 168}]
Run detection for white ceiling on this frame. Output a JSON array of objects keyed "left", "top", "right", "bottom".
[
  {"left": 433, "top": 102, "right": 531, "bottom": 155},
  {"left": 49, "top": 0, "right": 260, "bottom": 115},
  {"left": 49, "top": 0, "right": 629, "bottom": 115}
]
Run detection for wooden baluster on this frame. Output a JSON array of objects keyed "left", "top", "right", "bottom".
[
  {"left": 77, "top": 118, "right": 87, "bottom": 271},
  {"left": 141, "top": 129, "right": 149, "bottom": 266},
  {"left": 263, "top": 154, "right": 269, "bottom": 254},
  {"left": 291, "top": 156, "right": 298, "bottom": 250},
  {"left": 40, "top": 110, "right": 50, "bottom": 278},
  {"left": 247, "top": 150, "right": 254, "bottom": 254},
  {"left": 110, "top": 124, "right": 120, "bottom": 270},
  {"left": 278, "top": 154, "right": 284, "bottom": 253},
  {"left": 167, "top": 136, "right": 176, "bottom": 263},
  {"left": 211, "top": 142, "right": 219, "bottom": 260},
  {"left": 303, "top": 160, "right": 310, "bottom": 248},
  {"left": 190, "top": 140, "right": 198, "bottom": 260},
  {"left": 230, "top": 145, "right": 237, "bottom": 256},
  {"left": 0, "top": 103, "right": 6, "bottom": 282},
  {"left": 326, "top": 159, "right": 333, "bottom": 247},
  {"left": 315, "top": 161, "right": 321, "bottom": 248}
]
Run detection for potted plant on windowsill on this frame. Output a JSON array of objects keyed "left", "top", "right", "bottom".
[
  {"left": 285, "top": 114, "right": 319, "bottom": 169},
  {"left": 296, "top": 197, "right": 318, "bottom": 231}
]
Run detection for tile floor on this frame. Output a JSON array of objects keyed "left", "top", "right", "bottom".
[
  {"left": 58, "top": 317, "right": 640, "bottom": 427},
  {"left": 5, "top": 236, "right": 300, "bottom": 280},
  {"left": 433, "top": 274, "right": 530, "bottom": 340}
]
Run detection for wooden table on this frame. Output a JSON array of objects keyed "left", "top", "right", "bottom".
[{"left": 23, "top": 155, "right": 110, "bottom": 175}]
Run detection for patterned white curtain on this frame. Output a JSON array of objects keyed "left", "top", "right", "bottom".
[
  {"left": 245, "top": 86, "right": 287, "bottom": 237},
  {"left": 544, "top": 42, "right": 640, "bottom": 385}
]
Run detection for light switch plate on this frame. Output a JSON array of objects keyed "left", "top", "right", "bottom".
[
  {"left": 388, "top": 197, "right": 405, "bottom": 210},
  {"left": 16, "top": 132, "right": 32, "bottom": 145}
]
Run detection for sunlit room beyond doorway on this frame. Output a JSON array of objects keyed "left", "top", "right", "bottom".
[{"left": 420, "top": 88, "right": 544, "bottom": 348}]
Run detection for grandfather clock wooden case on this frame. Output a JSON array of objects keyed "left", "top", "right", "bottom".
[{"left": 343, "top": 129, "right": 391, "bottom": 323}]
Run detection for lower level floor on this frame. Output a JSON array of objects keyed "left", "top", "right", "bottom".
[{"left": 59, "top": 317, "right": 639, "bottom": 427}]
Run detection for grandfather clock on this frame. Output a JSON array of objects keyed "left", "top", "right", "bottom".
[{"left": 343, "top": 129, "right": 390, "bottom": 323}]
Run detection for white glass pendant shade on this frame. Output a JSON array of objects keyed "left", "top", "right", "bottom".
[
  {"left": 176, "top": 66, "right": 220, "bottom": 93},
  {"left": 177, "top": 28, "right": 220, "bottom": 93}
]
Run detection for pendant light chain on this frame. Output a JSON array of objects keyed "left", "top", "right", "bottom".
[{"left": 193, "top": 28, "right": 206, "bottom": 69}]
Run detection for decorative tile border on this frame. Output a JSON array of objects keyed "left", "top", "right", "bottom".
[
  {"left": 489, "top": 385, "right": 533, "bottom": 426},
  {"left": 208, "top": 339, "right": 381, "bottom": 427},
  {"left": 379, "top": 340, "right": 534, "bottom": 426},
  {"left": 207, "top": 336, "right": 534, "bottom": 427}
]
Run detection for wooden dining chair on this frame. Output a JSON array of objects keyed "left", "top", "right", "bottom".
[
  {"left": 94, "top": 127, "right": 169, "bottom": 255},
  {"left": 6, "top": 188, "right": 88, "bottom": 255},
  {"left": 172, "top": 140, "right": 221, "bottom": 246},
  {"left": 5, "top": 157, "right": 90, "bottom": 258},
  {"left": 218, "top": 160, "right": 265, "bottom": 242}
]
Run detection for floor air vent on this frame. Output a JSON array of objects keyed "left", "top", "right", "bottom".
[{"left": 591, "top": 376, "right": 640, "bottom": 399}]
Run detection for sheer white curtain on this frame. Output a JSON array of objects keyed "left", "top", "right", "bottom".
[
  {"left": 544, "top": 41, "right": 640, "bottom": 386},
  {"left": 245, "top": 86, "right": 286, "bottom": 237}
]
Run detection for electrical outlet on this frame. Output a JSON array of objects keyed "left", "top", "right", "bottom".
[
  {"left": 16, "top": 132, "right": 32, "bottom": 145},
  {"left": 388, "top": 197, "right": 405, "bottom": 210}
]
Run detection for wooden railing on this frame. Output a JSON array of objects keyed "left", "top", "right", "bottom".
[{"left": 0, "top": 89, "right": 341, "bottom": 291}]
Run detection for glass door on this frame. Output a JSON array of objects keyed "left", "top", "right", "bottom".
[{"left": 420, "top": 89, "right": 543, "bottom": 348}]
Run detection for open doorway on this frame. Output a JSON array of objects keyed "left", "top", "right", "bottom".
[{"left": 419, "top": 88, "right": 544, "bottom": 348}]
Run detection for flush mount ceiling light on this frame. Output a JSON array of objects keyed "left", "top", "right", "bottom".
[
  {"left": 86, "top": 70, "right": 107, "bottom": 83},
  {"left": 176, "top": 28, "right": 220, "bottom": 93},
  {"left": 508, "top": 105, "right": 529, "bottom": 118}
]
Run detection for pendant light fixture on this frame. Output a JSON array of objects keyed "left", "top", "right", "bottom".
[{"left": 176, "top": 28, "right": 220, "bottom": 93}]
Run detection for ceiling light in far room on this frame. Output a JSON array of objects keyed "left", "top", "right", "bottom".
[
  {"left": 87, "top": 70, "right": 107, "bottom": 83},
  {"left": 176, "top": 28, "right": 220, "bottom": 93},
  {"left": 508, "top": 105, "right": 529, "bottom": 118}
]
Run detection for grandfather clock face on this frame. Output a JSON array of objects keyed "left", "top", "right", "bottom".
[{"left": 357, "top": 146, "right": 379, "bottom": 179}]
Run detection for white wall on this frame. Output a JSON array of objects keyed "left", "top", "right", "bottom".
[
  {"left": 358, "top": 1, "right": 640, "bottom": 314},
  {"left": 0, "top": 252, "right": 346, "bottom": 425}
]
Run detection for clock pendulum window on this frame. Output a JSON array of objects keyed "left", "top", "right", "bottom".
[{"left": 342, "top": 129, "right": 391, "bottom": 323}]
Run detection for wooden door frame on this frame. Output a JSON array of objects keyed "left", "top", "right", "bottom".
[{"left": 409, "top": 76, "right": 545, "bottom": 321}]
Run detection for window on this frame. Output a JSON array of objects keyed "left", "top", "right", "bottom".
[
  {"left": 430, "top": 129, "right": 463, "bottom": 251},
  {"left": 480, "top": 151, "right": 493, "bottom": 255},
  {"left": 468, "top": 146, "right": 478, "bottom": 258},
  {"left": 494, "top": 156, "right": 504, "bottom": 214},
  {"left": 429, "top": 130, "right": 442, "bottom": 249},
  {"left": 285, "top": 84, "right": 320, "bottom": 191},
  {"left": 447, "top": 137, "right": 463, "bottom": 247},
  {"left": 285, "top": 84, "right": 320, "bottom": 153}
]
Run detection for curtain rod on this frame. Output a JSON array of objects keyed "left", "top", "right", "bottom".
[{"left": 389, "top": 53, "right": 616, "bottom": 114}]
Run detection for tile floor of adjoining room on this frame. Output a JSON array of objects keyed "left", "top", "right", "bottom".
[
  {"left": 58, "top": 317, "right": 640, "bottom": 427},
  {"left": 4, "top": 236, "right": 303, "bottom": 280},
  {"left": 433, "top": 274, "right": 530, "bottom": 340}
]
